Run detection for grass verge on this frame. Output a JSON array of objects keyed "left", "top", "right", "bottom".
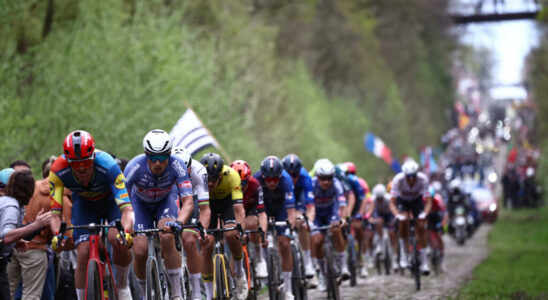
[{"left": 457, "top": 207, "right": 548, "bottom": 299}]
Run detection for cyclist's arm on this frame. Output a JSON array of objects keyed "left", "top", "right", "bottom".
[
  {"left": 177, "top": 195, "right": 194, "bottom": 224},
  {"left": 199, "top": 204, "right": 211, "bottom": 230},
  {"left": 48, "top": 170, "right": 64, "bottom": 234},
  {"left": 389, "top": 196, "right": 399, "bottom": 217},
  {"left": 365, "top": 197, "right": 375, "bottom": 218},
  {"left": 233, "top": 203, "right": 245, "bottom": 230},
  {"left": 423, "top": 196, "right": 432, "bottom": 216},
  {"left": 306, "top": 205, "right": 315, "bottom": 225},
  {"left": 346, "top": 190, "right": 356, "bottom": 218},
  {"left": 287, "top": 208, "right": 296, "bottom": 226},
  {"left": 120, "top": 205, "right": 135, "bottom": 235},
  {"left": 258, "top": 211, "right": 268, "bottom": 233}
]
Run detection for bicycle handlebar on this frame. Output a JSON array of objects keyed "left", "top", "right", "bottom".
[
  {"left": 313, "top": 220, "right": 343, "bottom": 231},
  {"left": 61, "top": 220, "right": 128, "bottom": 247},
  {"left": 244, "top": 227, "right": 265, "bottom": 244}
]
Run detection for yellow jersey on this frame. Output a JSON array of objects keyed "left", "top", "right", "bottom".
[{"left": 209, "top": 165, "right": 243, "bottom": 204}]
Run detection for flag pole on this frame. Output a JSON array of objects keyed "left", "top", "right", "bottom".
[{"left": 183, "top": 102, "right": 233, "bottom": 162}]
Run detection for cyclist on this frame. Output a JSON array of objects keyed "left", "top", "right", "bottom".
[
  {"left": 124, "top": 130, "right": 194, "bottom": 300},
  {"left": 427, "top": 181, "right": 447, "bottom": 272},
  {"left": 340, "top": 163, "right": 369, "bottom": 277},
  {"left": 253, "top": 156, "right": 296, "bottom": 300},
  {"left": 309, "top": 159, "right": 349, "bottom": 291},
  {"left": 389, "top": 159, "right": 432, "bottom": 275},
  {"left": 172, "top": 146, "right": 211, "bottom": 300},
  {"left": 199, "top": 153, "right": 247, "bottom": 300},
  {"left": 230, "top": 160, "right": 268, "bottom": 279},
  {"left": 364, "top": 184, "right": 398, "bottom": 270},
  {"left": 49, "top": 130, "right": 134, "bottom": 300},
  {"left": 282, "top": 154, "right": 316, "bottom": 283}
]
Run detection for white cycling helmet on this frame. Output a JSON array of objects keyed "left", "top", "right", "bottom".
[
  {"left": 448, "top": 178, "right": 462, "bottom": 192},
  {"left": 315, "top": 158, "right": 335, "bottom": 176},
  {"left": 143, "top": 129, "right": 172, "bottom": 155},
  {"left": 372, "top": 184, "right": 386, "bottom": 197},
  {"left": 172, "top": 146, "right": 192, "bottom": 168},
  {"left": 401, "top": 159, "right": 419, "bottom": 176}
]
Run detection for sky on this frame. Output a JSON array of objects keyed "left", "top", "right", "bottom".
[{"left": 453, "top": 0, "right": 541, "bottom": 100}]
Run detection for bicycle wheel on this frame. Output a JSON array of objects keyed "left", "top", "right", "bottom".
[
  {"left": 213, "top": 254, "right": 230, "bottom": 300},
  {"left": 267, "top": 248, "right": 281, "bottom": 300},
  {"left": 410, "top": 237, "right": 421, "bottom": 291},
  {"left": 290, "top": 244, "right": 307, "bottom": 300},
  {"left": 383, "top": 237, "right": 392, "bottom": 275},
  {"left": 104, "top": 265, "right": 117, "bottom": 300},
  {"left": 145, "top": 257, "right": 162, "bottom": 300},
  {"left": 346, "top": 235, "right": 357, "bottom": 286},
  {"left": 323, "top": 244, "right": 340, "bottom": 300},
  {"left": 86, "top": 260, "right": 102, "bottom": 300},
  {"left": 180, "top": 263, "right": 192, "bottom": 300}
]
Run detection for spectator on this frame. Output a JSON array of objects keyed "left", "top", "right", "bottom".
[
  {"left": 0, "top": 168, "right": 15, "bottom": 196},
  {"left": 0, "top": 170, "right": 51, "bottom": 300},
  {"left": 9, "top": 160, "right": 31, "bottom": 172},
  {"left": 7, "top": 157, "right": 73, "bottom": 300}
]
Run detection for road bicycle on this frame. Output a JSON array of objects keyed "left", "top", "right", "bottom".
[
  {"left": 288, "top": 219, "right": 308, "bottom": 300},
  {"left": 373, "top": 226, "right": 393, "bottom": 275},
  {"left": 206, "top": 215, "right": 244, "bottom": 300},
  {"left": 314, "top": 222, "right": 342, "bottom": 300},
  {"left": 265, "top": 217, "right": 288, "bottom": 300},
  {"left": 59, "top": 220, "right": 127, "bottom": 300},
  {"left": 342, "top": 218, "right": 358, "bottom": 286},
  {"left": 243, "top": 228, "right": 264, "bottom": 300},
  {"left": 134, "top": 221, "right": 204, "bottom": 300}
]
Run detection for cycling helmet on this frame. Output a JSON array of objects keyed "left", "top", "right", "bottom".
[
  {"left": 63, "top": 130, "right": 95, "bottom": 161},
  {"left": 345, "top": 162, "right": 357, "bottom": 174},
  {"left": 448, "top": 178, "right": 462, "bottom": 193},
  {"left": 431, "top": 181, "right": 442, "bottom": 193},
  {"left": 336, "top": 163, "right": 348, "bottom": 175},
  {"left": 282, "top": 154, "right": 302, "bottom": 176},
  {"left": 260, "top": 156, "right": 283, "bottom": 178},
  {"left": 314, "top": 158, "right": 335, "bottom": 177},
  {"left": 372, "top": 184, "right": 386, "bottom": 197},
  {"left": 200, "top": 153, "right": 224, "bottom": 180},
  {"left": 401, "top": 159, "right": 419, "bottom": 175},
  {"left": 230, "top": 160, "right": 251, "bottom": 181},
  {"left": 172, "top": 146, "right": 192, "bottom": 168},
  {"left": 143, "top": 129, "right": 172, "bottom": 156}
]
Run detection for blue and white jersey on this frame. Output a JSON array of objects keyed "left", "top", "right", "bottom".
[
  {"left": 124, "top": 154, "right": 192, "bottom": 203},
  {"left": 294, "top": 167, "right": 314, "bottom": 207},
  {"left": 312, "top": 177, "right": 346, "bottom": 216},
  {"left": 253, "top": 170, "right": 295, "bottom": 212}
]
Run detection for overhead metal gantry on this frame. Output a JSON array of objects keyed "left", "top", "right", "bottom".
[{"left": 451, "top": 0, "right": 542, "bottom": 24}]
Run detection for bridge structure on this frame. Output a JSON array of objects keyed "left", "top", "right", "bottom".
[{"left": 450, "top": 0, "right": 543, "bottom": 23}]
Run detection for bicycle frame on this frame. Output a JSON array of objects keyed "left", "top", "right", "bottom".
[{"left": 61, "top": 221, "right": 126, "bottom": 300}]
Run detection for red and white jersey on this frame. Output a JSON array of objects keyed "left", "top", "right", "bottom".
[{"left": 390, "top": 172, "right": 430, "bottom": 202}]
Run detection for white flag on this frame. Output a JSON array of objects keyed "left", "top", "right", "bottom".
[{"left": 170, "top": 109, "right": 219, "bottom": 155}]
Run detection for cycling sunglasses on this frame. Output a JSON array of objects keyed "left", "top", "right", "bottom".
[
  {"left": 405, "top": 174, "right": 417, "bottom": 179},
  {"left": 317, "top": 175, "right": 334, "bottom": 182},
  {"left": 147, "top": 154, "right": 170, "bottom": 163},
  {"left": 241, "top": 179, "right": 248, "bottom": 187},
  {"left": 68, "top": 157, "right": 94, "bottom": 170},
  {"left": 264, "top": 177, "right": 280, "bottom": 185}
]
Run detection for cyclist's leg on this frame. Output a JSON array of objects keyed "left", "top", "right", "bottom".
[
  {"left": 412, "top": 199, "right": 429, "bottom": 273},
  {"left": 395, "top": 199, "right": 410, "bottom": 267},
  {"left": 329, "top": 213, "right": 347, "bottom": 273},
  {"left": 157, "top": 192, "right": 183, "bottom": 297},
  {"left": 70, "top": 195, "right": 101, "bottom": 299},
  {"left": 245, "top": 212, "right": 267, "bottom": 278},
  {"left": 223, "top": 202, "right": 248, "bottom": 299},
  {"left": 273, "top": 207, "right": 293, "bottom": 295},
  {"left": 183, "top": 196, "right": 203, "bottom": 300},
  {"left": 103, "top": 197, "right": 133, "bottom": 297},
  {"left": 201, "top": 215, "right": 217, "bottom": 300}
]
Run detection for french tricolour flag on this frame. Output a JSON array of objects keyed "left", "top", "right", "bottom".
[{"left": 364, "top": 132, "right": 393, "bottom": 165}]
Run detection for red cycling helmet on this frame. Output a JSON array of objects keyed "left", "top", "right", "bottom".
[
  {"left": 345, "top": 161, "right": 357, "bottom": 174},
  {"left": 230, "top": 160, "right": 251, "bottom": 181},
  {"left": 63, "top": 130, "right": 95, "bottom": 161}
]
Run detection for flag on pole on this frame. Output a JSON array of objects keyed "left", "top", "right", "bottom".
[
  {"left": 364, "top": 132, "right": 393, "bottom": 165},
  {"left": 170, "top": 108, "right": 219, "bottom": 155}
]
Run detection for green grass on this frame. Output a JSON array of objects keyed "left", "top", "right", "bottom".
[{"left": 457, "top": 207, "right": 548, "bottom": 299}]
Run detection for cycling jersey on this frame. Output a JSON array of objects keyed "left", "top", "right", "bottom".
[
  {"left": 372, "top": 194, "right": 391, "bottom": 215},
  {"left": 311, "top": 177, "right": 346, "bottom": 234},
  {"left": 347, "top": 173, "right": 365, "bottom": 216},
  {"left": 293, "top": 167, "right": 314, "bottom": 212},
  {"left": 311, "top": 177, "right": 346, "bottom": 216},
  {"left": 124, "top": 154, "right": 192, "bottom": 203},
  {"left": 358, "top": 177, "right": 370, "bottom": 195},
  {"left": 49, "top": 151, "right": 131, "bottom": 245},
  {"left": 209, "top": 165, "right": 243, "bottom": 229},
  {"left": 390, "top": 172, "right": 430, "bottom": 202},
  {"left": 243, "top": 177, "right": 264, "bottom": 215},
  {"left": 49, "top": 151, "right": 131, "bottom": 214},
  {"left": 429, "top": 193, "right": 446, "bottom": 213}
]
